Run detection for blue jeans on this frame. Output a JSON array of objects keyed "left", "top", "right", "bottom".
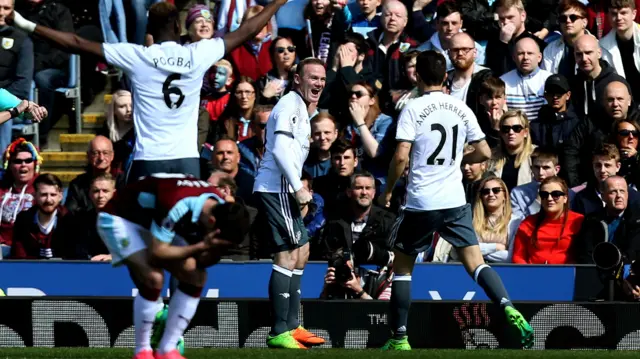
[
  {"left": 131, "top": 0, "right": 163, "bottom": 45},
  {"left": 99, "top": 0, "right": 128, "bottom": 43},
  {"left": 35, "top": 68, "right": 68, "bottom": 137}
]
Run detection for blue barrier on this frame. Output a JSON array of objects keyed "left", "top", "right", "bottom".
[{"left": 0, "top": 261, "right": 581, "bottom": 300}]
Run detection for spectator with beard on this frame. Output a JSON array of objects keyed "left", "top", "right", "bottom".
[
  {"left": 304, "top": 113, "right": 339, "bottom": 178},
  {"left": 211, "top": 137, "right": 255, "bottom": 205},
  {"left": 67, "top": 173, "right": 114, "bottom": 261},
  {"left": 564, "top": 80, "right": 633, "bottom": 186},
  {"left": 531, "top": 74, "right": 581, "bottom": 151},
  {"left": 10, "top": 174, "right": 70, "bottom": 259},
  {"left": 445, "top": 33, "right": 492, "bottom": 115}
]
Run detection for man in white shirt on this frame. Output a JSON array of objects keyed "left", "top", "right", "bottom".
[
  {"left": 8, "top": 0, "right": 286, "bottom": 183},
  {"left": 500, "top": 37, "right": 552, "bottom": 122},
  {"left": 377, "top": 51, "right": 533, "bottom": 351},
  {"left": 253, "top": 58, "right": 327, "bottom": 349}
]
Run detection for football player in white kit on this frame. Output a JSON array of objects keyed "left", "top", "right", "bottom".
[
  {"left": 8, "top": 1, "right": 285, "bottom": 183},
  {"left": 378, "top": 51, "right": 534, "bottom": 350},
  {"left": 253, "top": 58, "right": 326, "bottom": 349}
]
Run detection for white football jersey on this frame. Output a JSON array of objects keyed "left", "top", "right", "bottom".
[
  {"left": 254, "top": 91, "right": 310, "bottom": 193},
  {"left": 397, "top": 91, "right": 485, "bottom": 211},
  {"left": 103, "top": 39, "right": 225, "bottom": 161}
]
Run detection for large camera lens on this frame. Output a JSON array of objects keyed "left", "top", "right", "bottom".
[{"left": 593, "top": 242, "right": 622, "bottom": 271}]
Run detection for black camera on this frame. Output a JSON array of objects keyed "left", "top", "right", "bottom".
[
  {"left": 593, "top": 242, "right": 640, "bottom": 300},
  {"left": 329, "top": 249, "right": 353, "bottom": 283}
]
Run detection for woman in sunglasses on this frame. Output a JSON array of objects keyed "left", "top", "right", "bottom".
[
  {"left": 489, "top": 110, "right": 535, "bottom": 192},
  {"left": 610, "top": 117, "right": 640, "bottom": 188},
  {"left": 469, "top": 176, "right": 515, "bottom": 263},
  {"left": 512, "top": 176, "right": 584, "bottom": 264},
  {"left": 257, "top": 37, "right": 296, "bottom": 105},
  {"left": 345, "top": 81, "right": 393, "bottom": 184},
  {"left": 0, "top": 138, "right": 41, "bottom": 258}
]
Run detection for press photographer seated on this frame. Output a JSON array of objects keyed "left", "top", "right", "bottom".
[{"left": 320, "top": 248, "right": 393, "bottom": 300}]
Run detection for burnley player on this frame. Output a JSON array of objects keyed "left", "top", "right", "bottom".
[
  {"left": 8, "top": 0, "right": 286, "bottom": 182},
  {"left": 97, "top": 174, "right": 250, "bottom": 359},
  {"left": 378, "top": 51, "right": 534, "bottom": 350},
  {"left": 253, "top": 58, "right": 326, "bottom": 349}
]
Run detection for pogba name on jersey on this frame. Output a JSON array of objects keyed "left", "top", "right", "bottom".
[
  {"left": 418, "top": 101, "right": 470, "bottom": 126},
  {"left": 152, "top": 56, "right": 192, "bottom": 69}
]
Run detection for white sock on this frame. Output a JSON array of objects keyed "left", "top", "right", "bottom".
[
  {"left": 134, "top": 295, "right": 160, "bottom": 354},
  {"left": 158, "top": 289, "right": 200, "bottom": 354}
]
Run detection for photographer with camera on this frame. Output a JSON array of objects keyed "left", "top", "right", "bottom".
[
  {"left": 321, "top": 248, "right": 393, "bottom": 300},
  {"left": 574, "top": 175, "right": 640, "bottom": 300}
]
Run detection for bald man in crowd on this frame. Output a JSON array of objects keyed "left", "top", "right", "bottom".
[
  {"left": 65, "top": 135, "right": 124, "bottom": 214},
  {"left": 500, "top": 37, "right": 552, "bottom": 121},
  {"left": 211, "top": 137, "right": 255, "bottom": 204},
  {"left": 445, "top": 32, "right": 492, "bottom": 115}
]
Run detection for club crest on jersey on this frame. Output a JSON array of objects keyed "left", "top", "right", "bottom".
[
  {"left": 1, "top": 38, "right": 13, "bottom": 50},
  {"left": 120, "top": 238, "right": 130, "bottom": 248},
  {"left": 399, "top": 43, "right": 410, "bottom": 53}
]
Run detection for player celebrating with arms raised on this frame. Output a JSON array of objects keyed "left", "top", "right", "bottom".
[
  {"left": 7, "top": 0, "right": 286, "bottom": 181},
  {"left": 254, "top": 58, "right": 326, "bottom": 349},
  {"left": 97, "top": 174, "right": 250, "bottom": 359},
  {"left": 378, "top": 51, "right": 534, "bottom": 350}
]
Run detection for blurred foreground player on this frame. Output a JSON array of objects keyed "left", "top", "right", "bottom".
[
  {"left": 7, "top": 0, "right": 287, "bottom": 181},
  {"left": 378, "top": 51, "right": 534, "bottom": 350},
  {"left": 97, "top": 174, "right": 250, "bottom": 359}
]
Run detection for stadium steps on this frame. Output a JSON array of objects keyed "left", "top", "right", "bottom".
[
  {"left": 40, "top": 152, "right": 87, "bottom": 170},
  {"left": 46, "top": 170, "right": 84, "bottom": 187},
  {"left": 59, "top": 134, "right": 96, "bottom": 152}
]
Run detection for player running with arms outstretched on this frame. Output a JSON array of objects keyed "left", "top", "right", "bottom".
[
  {"left": 97, "top": 174, "right": 250, "bottom": 359},
  {"left": 7, "top": 0, "right": 286, "bottom": 181},
  {"left": 253, "top": 58, "right": 326, "bottom": 349},
  {"left": 378, "top": 51, "right": 534, "bottom": 350}
]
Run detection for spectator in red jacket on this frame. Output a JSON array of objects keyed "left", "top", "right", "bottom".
[
  {"left": 10, "top": 173, "right": 70, "bottom": 259},
  {"left": 0, "top": 138, "right": 41, "bottom": 258},
  {"left": 512, "top": 176, "right": 584, "bottom": 264},
  {"left": 227, "top": 5, "right": 273, "bottom": 81}
]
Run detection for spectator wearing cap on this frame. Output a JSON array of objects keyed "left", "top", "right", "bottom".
[
  {"left": 531, "top": 74, "right": 581, "bottom": 151},
  {"left": 0, "top": 138, "right": 41, "bottom": 258},
  {"left": 500, "top": 37, "right": 552, "bottom": 122},
  {"left": 344, "top": 81, "right": 393, "bottom": 186},
  {"left": 227, "top": 5, "right": 273, "bottom": 82}
]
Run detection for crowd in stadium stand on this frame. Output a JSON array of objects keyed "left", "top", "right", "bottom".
[{"left": 2, "top": 0, "right": 640, "bottom": 298}]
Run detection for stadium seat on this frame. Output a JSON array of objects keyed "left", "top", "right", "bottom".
[
  {"left": 55, "top": 54, "right": 82, "bottom": 134},
  {"left": 12, "top": 81, "right": 40, "bottom": 148}
]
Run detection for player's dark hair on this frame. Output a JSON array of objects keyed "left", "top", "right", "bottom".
[
  {"left": 329, "top": 138, "right": 356, "bottom": 157},
  {"left": 341, "top": 32, "right": 368, "bottom": 55},
  {"left": 34, "top": 173, "right": 63, "bottom": 192},
  {"left": 416, "top": 51, "right": 447, "bottom": 87},
  {"left": 211, "top": 202, "right": 251, "bottom": 244},
  {"left": 296, "top": 57, "right": 326, "bottom": 77},
  {"left": 147, "top": 2, "right": 181, "bottom": 40}
]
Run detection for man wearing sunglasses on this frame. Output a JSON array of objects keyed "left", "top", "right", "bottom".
[{"left": 378, "top": 51, "right": 533, "bottom": 350}]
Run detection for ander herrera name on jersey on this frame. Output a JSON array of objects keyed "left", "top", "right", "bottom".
[
  {"left": 152, "top": 56, "right": 192, "bottom": 69},
  {"left": 417, "top": 101, "right": 470, "bottom": 126}
]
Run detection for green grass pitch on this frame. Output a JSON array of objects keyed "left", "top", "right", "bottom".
[{"left": 0, "top": 349, "right": 636, "bottom": 359}]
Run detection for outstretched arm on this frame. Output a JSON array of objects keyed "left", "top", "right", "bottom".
[
  {"left": 9, "top": 11, "right": 105, "bottom": 60},
  {"left": 222, "top": 0, "right": 286, "bottom": 54}
]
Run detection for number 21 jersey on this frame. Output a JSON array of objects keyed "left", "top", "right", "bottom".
[
  {"left": 397, "top": 91, "right": 485, "bottom": 211},
  {"left": 103, "top": 39, "right": 225, "bottom": 161}
]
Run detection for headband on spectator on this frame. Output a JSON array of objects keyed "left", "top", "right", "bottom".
[{"left": 3, "top": 138, "right": 42, "bottom": 173}]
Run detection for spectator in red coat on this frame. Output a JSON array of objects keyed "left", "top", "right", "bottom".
[
  {"left": 512, "top": 176, "right": 584, "bottom": 264},
  {"left": 10, "top": 173, "right": 70, "bottom": 259},
  {"left": 0, "top": 138, "right": 41, "bottom": 258},
  {"left": 227, "top": 5, "right": 273, "bottom": 81}
]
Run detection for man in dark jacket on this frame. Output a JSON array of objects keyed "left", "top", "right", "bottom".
[
  {"left": 311, "top": 171, "right": 396, "bottom": 268},
  {"left": 313, "top": 139, "right": 358, "bottom": 217},
  {"left": 532, "top": 74, "right": 581, "bottom": 151},
  {"left": 574, "top": 176, "right": 640, "bottom": 264},
  {"left": 21, "top": 0, "right": 74, "bottom": 139}
]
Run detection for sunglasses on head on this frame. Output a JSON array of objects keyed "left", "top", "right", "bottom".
[
  {"left": 11, "top": 158, "right": 34, "bottom": 165},
  {"left": 350, "top": 90, "right": 368, "bottom": 98},
  {"left": 539, "top": 190, "right": 565, "bottom": 200},
  {"left": 276, "top": 46, "right": 296, "bottom": 54},
  {"left": 618, "top": 129, "right": 640, "bottom": 137},
  {"left": 500, "top": 124, "right": 525, "bottom": 134},
  {"left": 480, "top": 187, "right": 502, "bottom": 195},
  {"left": 559, "top": 14, "right": 583, "bottom": 23}
]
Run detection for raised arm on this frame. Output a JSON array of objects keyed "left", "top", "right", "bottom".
[
  {"left": 10, "top": 11, "right": 105, "bottom": 60},
  {"left": 222, "top": 0, "right": 286, "bottom": 54}
]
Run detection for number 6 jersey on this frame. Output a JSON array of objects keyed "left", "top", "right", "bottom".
[
  {"left": 103, "top": 39, "right": 225, "bottom": 161},
  {"left": 397, "top": 91, "right": 485, "bottom": 211}
]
